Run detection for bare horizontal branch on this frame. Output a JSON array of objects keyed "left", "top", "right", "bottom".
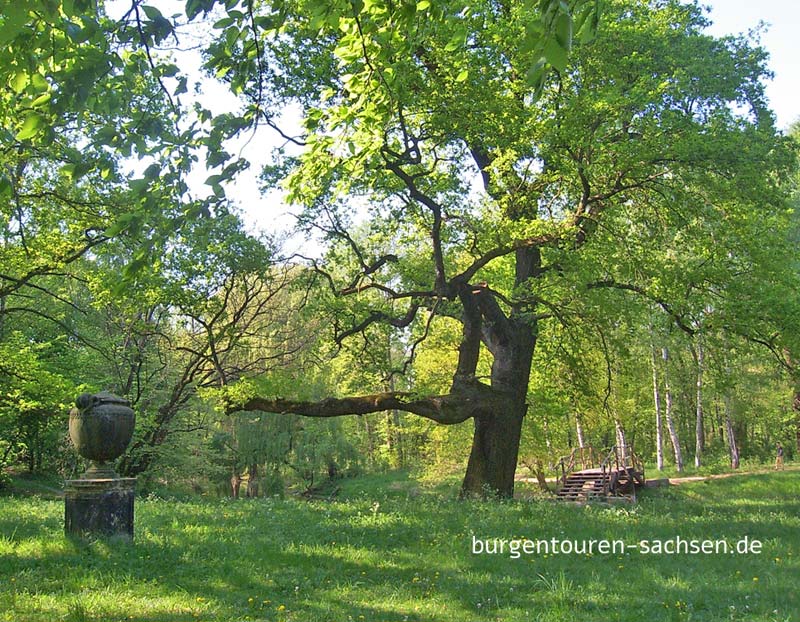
[
  {"left": 452, "top": 233, "right": 560, "bottom": 286},
  {"left": 234, "top": 388, "right": 501, "bottom": 425}
]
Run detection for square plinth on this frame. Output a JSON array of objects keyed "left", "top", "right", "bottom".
[{"left": 65, "top": 478, "right": 136, "bottom": 540}]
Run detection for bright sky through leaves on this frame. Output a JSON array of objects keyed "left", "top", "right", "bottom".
[
  {"left": 105, "top": 0, "right": 800, "bottom": 236},
  {"left": 704, "top": 0, "right": 799, "bottom": 130}
]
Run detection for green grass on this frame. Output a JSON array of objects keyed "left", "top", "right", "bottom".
[{"left": 1, "top": 470, "right": 798, "bottom": 621}]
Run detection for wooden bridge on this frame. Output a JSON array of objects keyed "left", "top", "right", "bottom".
[{"left": 554, "top": 445, "right": 645, "bottom": 502}]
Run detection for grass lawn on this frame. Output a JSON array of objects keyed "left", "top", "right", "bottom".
[{"left": 0, "top": 468, "right": 798, "bottom": 621}]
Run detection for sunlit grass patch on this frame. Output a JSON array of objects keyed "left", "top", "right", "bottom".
[{"left": 0, "top": 470, "right": 798, "bottom": 621}]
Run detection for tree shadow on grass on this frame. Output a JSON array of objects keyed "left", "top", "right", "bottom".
[{"left": 1, "top": 490, "right": 799, "bottom": 621}]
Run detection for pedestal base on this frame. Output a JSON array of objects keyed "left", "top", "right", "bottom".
[{"left": 65, "top": 478, "right": 135, "bottom": 540}]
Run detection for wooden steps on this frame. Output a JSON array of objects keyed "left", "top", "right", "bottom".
[
  {"left": 556, "top": 466, "right": 644, "bottom": 501},
  {"left": 553, "top": 444, "right": 646, "bottom": 502},
  {"left": 556, "top": 469, "right": 607, "bottom": 501}
]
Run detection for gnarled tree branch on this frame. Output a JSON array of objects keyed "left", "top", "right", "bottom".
[{"left": 232, "top": 382, "right": 511, "bottom": 425}]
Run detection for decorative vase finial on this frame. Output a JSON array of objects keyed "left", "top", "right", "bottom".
[{"left": 68, "top": 391, "right": 135, "bottom": 479}]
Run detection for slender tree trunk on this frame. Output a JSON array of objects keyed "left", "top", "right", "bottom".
[
  {"left": 246, "top": 462, "right": 259, "bottom": 497},
  {"left": 566, "top": 414, "right": 573, "bottom": 448},
  {"left": 392, "top": 411, "right": 404, "bottom": 466},
  {"left": 650, "top": 345, "right": 665, "bottom": 470},
  {"left": 694, "top": 340, "right": 705, "bottom": 468},
  {"left": 363, "top": 416, "right": 376, "bottom": 467},
  {"left": 793, "top": 387, "right": 800, "bottom": 453},
  {"left": 230, "top": 471, "right": 242, "bottom": 498},
  {"left": 543, "top": 415, "right": 553, "bottom": 455},
  {"left": 1, "top": 433, "right": 17, "bottom": 467},
  {"left": 575, "top": 413, "right": 586, "bottom": 449},
  {"left": 384, "top": 343, "right": 405, "bottom": 468},
  {"left": 724, "top": 393, "right": 740, "bottom": 469},
  {"left": 615, "top": 419, "right": 627, "bottom": 451},
  {"left": 662, "top": 347, "right": 684, "bottom": 472}
]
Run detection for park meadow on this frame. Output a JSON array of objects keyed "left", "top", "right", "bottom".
[
  {"left": 3, "top": 0, "right": 800, "bottom": 620},
  {"left": 1, "top": 467, "right": 798, "bottom": 622}
]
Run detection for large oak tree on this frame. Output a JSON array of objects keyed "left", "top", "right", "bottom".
[{"left": 203, "top": 0, "right": 795, "bottom": 497}]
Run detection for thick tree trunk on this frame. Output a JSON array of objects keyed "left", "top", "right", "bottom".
[
  {"left": 460, "top": 404, "right": 526, "bottom": 497},
  {"left": 459, "top": 373, "right": 530, "bottom": 497},
  {"left": 459, "top": 248, "right": 539, "bottom": 498},
  {"left": 460, "top": 326, "right": 536, "bottom": 496},
  {"left": 650, "top": 345, "right": 664, "bottom": 470},
  {"left": 662, "top": 347, "right": 684, "bottom": 472}
]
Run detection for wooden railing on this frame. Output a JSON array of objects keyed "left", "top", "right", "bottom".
[
  {"left": 600, "top": 444, "right": 645, "bottom": 496},
  {"left": 555, "top": 445, "right": 602, "bottom": 487},
  {"left": 556, "top": 443, "right": 645, "bottom": 495}
]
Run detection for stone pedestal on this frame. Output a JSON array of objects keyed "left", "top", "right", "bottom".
[{"left": 65, "top": 478, "right": 135, "bottom": 540}]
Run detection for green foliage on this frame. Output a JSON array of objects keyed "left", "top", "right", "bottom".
[
  {"left": 2, "top": 0, "right": 799, "bottom": 498},
  {"left": 0, "top": 329, "right": 80, "bottom": 473}
]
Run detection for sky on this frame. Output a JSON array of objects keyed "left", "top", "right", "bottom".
[{"left": 702, "top": 0, "right": 799, "bottom": 130}]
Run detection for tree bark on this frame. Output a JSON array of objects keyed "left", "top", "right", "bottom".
[
  {"left": 650, "top": 344, "right": 664, "bottom": 470},
  {"left": 694, "top": 340, "right": 705, "bottom": 468},
  {"left": 793, "top": 387, "right": 800, "bottom": 453},
  {"left": 662, "top": 346, "right": 684, "bottom": 472},
  {"left": 458, "top": 247, "right": 539, "bottom": 498},
  {"left": 239, "top": 390, "right": 486, "bottom": 425},
  {"left": 459, "top": 326, "right": 534, "bottom": 498},
  {"left": 575, "top": 413, "right": 586, "bottom": 449},
  {"left": 724, "top": 393, "right": 740, "bottom": 469}
]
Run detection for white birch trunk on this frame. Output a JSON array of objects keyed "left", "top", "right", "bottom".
[
  {"left": 724, "top": 392, "right": 740, "bottom": 469},
  {"left": 694, "top": 340, "right": 705, "bottom": 468},
  {"left": 575, "top": 413, "right": 586, "bottom": 449},
  {"left": 663, "top": 346, "right": 684, "bottom": 472},
  {"left": 651, "top": 345, "right": 665, "bottom": 471}
]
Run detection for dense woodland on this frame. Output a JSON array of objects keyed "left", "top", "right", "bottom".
[{"left": 1, "top": 0, "right": 799, "bottom": 498}]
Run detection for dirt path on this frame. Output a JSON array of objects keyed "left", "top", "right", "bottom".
[
  {"left": 664, "top": 464, "right": 798, "bottom": 485},
  {"left": 7, "top": 472, "right": 65, "bottom": 498},
  {"left": 516, "top": 464, "right": 798, "bottom": 489}
]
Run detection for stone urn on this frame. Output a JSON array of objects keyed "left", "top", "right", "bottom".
[{"left": 69, "top": 391, "right": 135, "bottom": 479}]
